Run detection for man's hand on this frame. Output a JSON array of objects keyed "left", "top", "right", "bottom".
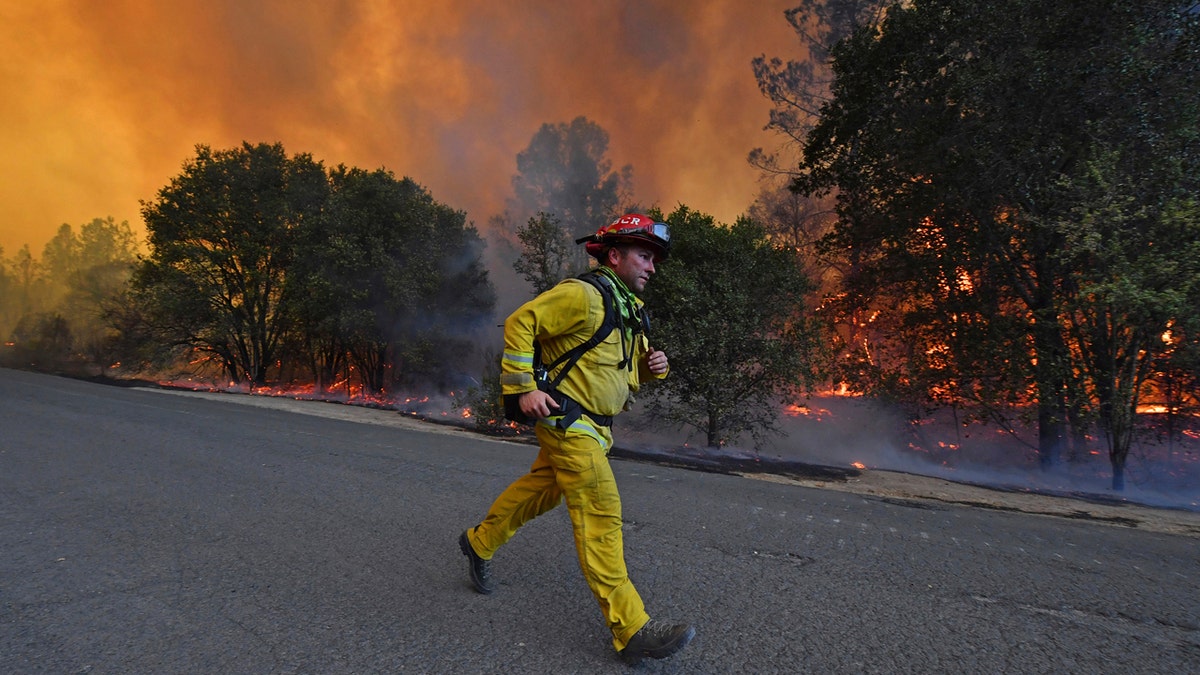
[
  {"left": 646, "top": 348, "right": 669, "bottom": 375},
  {"left": 519, "top": 389, "right": 560, "bottom": 419}
]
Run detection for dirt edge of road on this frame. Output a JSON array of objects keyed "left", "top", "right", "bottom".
[
  {"left": 150, "top": 386, "right": 1200, "bottom": 539},
  {"left": 743, "top": 471, "right": 1200, "bottom": 538}
]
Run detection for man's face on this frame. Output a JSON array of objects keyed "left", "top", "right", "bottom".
[{"left": 608, "top": 244, "right": 657, "bottom": 294}]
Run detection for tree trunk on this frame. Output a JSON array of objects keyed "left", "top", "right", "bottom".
[
  {"left": 1111, "top": 457, "right": 1126, "bottom": 491},
  {"left": 1037, "top": 405, "right": 1064, "bottom": 469},
  {"left": 1103, "top": 378, "right": 1138, "bottom": 492},
  {"left": 706, "top": 408, "right": 719, "bottom": 448},
  {"left": 1032, "top": 307, "right": 1069, "bottom": 469},
  {"left": 224, "top": 359, "right": 240, "bottom": 385}
]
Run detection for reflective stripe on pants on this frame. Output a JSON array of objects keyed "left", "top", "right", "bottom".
[{"left": 469, "top": 420, "right": 649, "bottom": 651}]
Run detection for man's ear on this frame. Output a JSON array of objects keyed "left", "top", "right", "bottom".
[{"left": 605, "top": 246, "right": 623, "bottom": 266}]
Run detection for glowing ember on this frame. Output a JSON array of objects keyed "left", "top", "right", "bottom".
[
  {"left": 783, "top": 404, "right": 833, "bottom": 420},
  {"left": 816, "top": 382, "right": 861, "bottom": 397}
]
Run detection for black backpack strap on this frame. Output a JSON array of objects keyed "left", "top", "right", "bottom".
[
  {"left": 505, "top": 271, "right": 632, "bottom": 428},
  {"left": 544, "top": 271, "right": 620, "bottom": 390}
]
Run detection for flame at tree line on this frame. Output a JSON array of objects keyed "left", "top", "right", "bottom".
[{"left": 144, "top": 345, "right": 1199, "bottom": 513}]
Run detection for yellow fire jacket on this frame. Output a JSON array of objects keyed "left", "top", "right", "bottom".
[{"left": 500, "top": 271, "right": 667, "bottom": 418}]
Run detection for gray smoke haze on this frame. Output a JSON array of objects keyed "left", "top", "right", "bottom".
[{"left": 619, "top": 396, "right": 1200, "bottom": 512}]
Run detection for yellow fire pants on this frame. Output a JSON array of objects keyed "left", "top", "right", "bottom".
[{"left": 466, "top": 419, "right": 650, "bottom": 651}]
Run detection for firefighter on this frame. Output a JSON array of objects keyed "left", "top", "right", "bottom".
[{"left": 459, "top": 213, "right": 695, "bottom": 664}]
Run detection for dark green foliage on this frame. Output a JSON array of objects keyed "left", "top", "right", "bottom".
[
  {"left": 795, "top": 0, "right": 1200, "bottom": 486},
  {"left": 641, "top": 206, "right": 823, "bottom": 448},
  {"left": 135, "top": 142, "right": 326, "bottom": 385},
  {"left": 132, "top": 142, "right": 495, "bottom": 392},
  {"left": 513, "top": 212, "right": 572, "bottom": 296},
  {"left": 290, "top": 165, "right": 494, "bottom": 393}
]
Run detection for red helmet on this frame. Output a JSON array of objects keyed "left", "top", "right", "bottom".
[{"left": 575, "top": 213, "right": 671, "bottom": 261}]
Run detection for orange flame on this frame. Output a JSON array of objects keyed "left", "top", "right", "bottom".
[{"left": 783, "top": 403, "right": 834, "bottom": 420}]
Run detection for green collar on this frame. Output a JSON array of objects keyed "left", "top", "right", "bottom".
[
  {"left": 598, "top": 266, "right": 636, "bottom": 302},
  {"left": 597, "top": 266, "right": 643, "bottom": 338}
]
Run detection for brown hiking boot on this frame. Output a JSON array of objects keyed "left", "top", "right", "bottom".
[
  {"left": 619, "top": 619, "right": 695, "bottom": 664},
  {"left": 458, "top": 530, "right": 494, "bottom": 594}
]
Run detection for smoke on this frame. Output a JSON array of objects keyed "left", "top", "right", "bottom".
[
  {"left": 0, "top": 0, "right": 802, "bottom": 257},
  {"left": 620, "top": 396, "right": 1200, "bottom": 512}
]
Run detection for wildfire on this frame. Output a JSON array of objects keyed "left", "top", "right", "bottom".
[
  {"left": 783, "top": 403, "right": 833, "bottom": 420},
  {"left": 1137, "top": 404, "right": 1200, "bottom": 417},
  {"left": 955, "top": 268, "right": 974, "bottom": 293},
  {"left": 851, "top": 461, "right": 867, "bottom": 470},
  {"left": 816, "top": 382, "right": 861, "bottom": 397}
]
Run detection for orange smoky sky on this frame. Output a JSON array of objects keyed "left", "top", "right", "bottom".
[{"left": 0, "top": 0, "right": 804, "bottom": 258}]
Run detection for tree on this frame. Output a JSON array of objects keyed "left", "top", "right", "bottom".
[
  {"left": 751, "top": 0, "right": 888, "bottom": 177},
  {"left": 1050, "top": 149, "right": 1200, "bottom": 489},
  {"left": 0, "top": 245, "right": 48, "bottom": 360},
  {"left": 135, "top": 142, "right": 328, "bottom": 385},
  {"left": 290, "top": 166, "right": 495, "bottom": 394},
  {"left": 751, "top": 1, "right": 888, "bottom": 360},
  {"left": 747, "top": 180, "right": 840, "bottom": 293},
  {"left": 641, "top": 206, "right": 822, "bottom": 448},
  {"left": 1146, "top": 320, "right": 1200, "bottom": 457},
  {"left": 508, "top": 117, "right": 632, "bottom": 279},
  {"left": 40, "top": 223, "right": 82, "bottom": 309},
  {"left": 0, "top": 246, "right": 14, "bottom": 341},
  {"left": 0, "top": 218, "right": 141, "bottom": 373},
  {"left": 512, "top": 212, "right": 572, "bottom": 295},
  {"left": 386, "top": 175, "right": 495, "bottom": 389},
  {"left": 797, "top": 0, "right": 1200, "bottom": 486},
  {"left": 9, "top": 312, "right": 72, "bottom": 370},
  {"left": 9, "top": 245, "right": 40, "bottom": 320},
  {"left": 133, "top": 142, "right": 494, "bottom": 392},
  {"left": 59, "top": 217, "right": 139, "bottom": 368}
]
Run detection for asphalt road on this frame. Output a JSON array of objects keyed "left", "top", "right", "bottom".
[{"left": 2, "top": 368, "right": 1198, "bottom": 673}]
